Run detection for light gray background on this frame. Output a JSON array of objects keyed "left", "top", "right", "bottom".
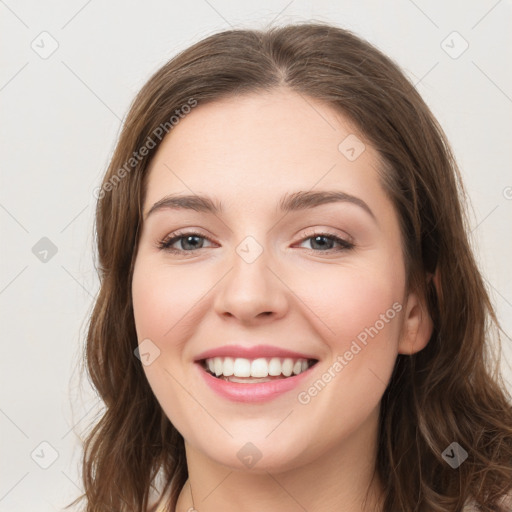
[{"left": 1, "top": 1, "right": 511, "bottom": 510}]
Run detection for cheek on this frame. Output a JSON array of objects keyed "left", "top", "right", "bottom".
[
  {"left": 131, "top": 260, "right": 206, "bottom": 342},
  {"left": 335, "top": 276, "right": 401, "bottom": 348},
  {"left": 292, "top": 264, "right": 404, "bottom": 400},
  {"left": 131, "top": 259, "right": 202, "bottom": 429},
  {"left": 295, "top": 262, "right": 404, "bottom": 344}
]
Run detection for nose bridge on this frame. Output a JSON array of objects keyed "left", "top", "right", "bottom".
[{"left": 213, "top": 234, "right": 287, "bottom": 321}]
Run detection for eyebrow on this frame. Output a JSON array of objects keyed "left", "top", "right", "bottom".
[{"left": 145, "top": 190, "right": 376, "bottom": 221}]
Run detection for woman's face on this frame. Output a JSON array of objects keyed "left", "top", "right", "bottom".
[{"left": 132, "top": 89, "right": 426, "bottom": 472}]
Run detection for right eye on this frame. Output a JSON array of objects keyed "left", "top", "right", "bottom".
[{"left": 157, "top": 231, "right": 216, "bottom": 253}]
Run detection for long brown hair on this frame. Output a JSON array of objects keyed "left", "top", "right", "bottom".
[{"left": 69, "top": 22, "right": 512, "bottom": 512}]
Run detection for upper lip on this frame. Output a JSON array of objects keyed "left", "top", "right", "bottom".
[{"left": 194, "top": 344, "right": 319, "bottom": 362}]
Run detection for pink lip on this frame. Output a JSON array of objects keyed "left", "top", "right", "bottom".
[
  {"left": 193, "top": 344, "right": 318, "bottom": 362},
  {"left": 194, "top": 361, "right": 317, "bottom": 403}
]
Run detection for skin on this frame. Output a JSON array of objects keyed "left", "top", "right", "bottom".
[{"left": 131, "top": 88, "right": 433, "bottom": 512}]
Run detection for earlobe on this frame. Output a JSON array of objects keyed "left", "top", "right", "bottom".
[{"left": 398, "top": 289, "right": 434, "bottom": 355}]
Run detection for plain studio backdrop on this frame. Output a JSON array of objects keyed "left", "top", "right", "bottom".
[{"left": 0, "top": 1, "right": 511, "bottom": 510}]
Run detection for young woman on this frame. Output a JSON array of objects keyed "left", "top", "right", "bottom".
[{"left": 72, "top": 22, "right": 512, "bottom": 512}]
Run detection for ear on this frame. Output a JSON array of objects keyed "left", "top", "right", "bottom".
[{"left": 398, "top": 285, "right": 434, "bottom": 355}]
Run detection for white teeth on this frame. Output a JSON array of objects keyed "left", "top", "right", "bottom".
[
  {"left": 251, "top": 358, "right": 269, "bottom": 378},
  {"left": 282, "top": 358, "right": 293, "bottom": 377},
  {"left": 203, "top": 356, "right": 315, "bottom": 378},
  {"left": 214, "top": 357, "right": 223, "bottom": 377},
  {"left": 233, "top": 358, "right": 251, "bottom": 377},
  {"left": 268, "top": 357, "right": 282, "bottom": 376},
  {"left": 222, "top": 357, "right": 234, "bottom": 376}
]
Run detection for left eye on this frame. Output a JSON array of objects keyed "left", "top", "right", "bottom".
[{"left": 297, "top": 233, "right": 354, "bottom": 252}]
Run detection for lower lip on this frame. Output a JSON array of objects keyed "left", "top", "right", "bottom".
[{"left": 195, "top": 362, "right": 316, "bottom": 403}]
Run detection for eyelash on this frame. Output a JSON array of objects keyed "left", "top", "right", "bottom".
[{"left": 156, "top": 230, "right": 355, "bottom": 255}]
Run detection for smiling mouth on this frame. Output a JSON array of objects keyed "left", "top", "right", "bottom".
[{"left": 200, "top": 357, "right": 319, "bottom": 383}]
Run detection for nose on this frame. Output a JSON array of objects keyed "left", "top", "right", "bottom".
[{"left": 213, "top": 243, "right": 289, "bottom": 324}]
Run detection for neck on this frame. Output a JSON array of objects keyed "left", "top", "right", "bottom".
[{"left": 175, "top": 405, "right": 384, "bottom": 512}]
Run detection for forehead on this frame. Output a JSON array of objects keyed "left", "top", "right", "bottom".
[{"left": 143, "top": 89, "right": 385, "bottom": 213}]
